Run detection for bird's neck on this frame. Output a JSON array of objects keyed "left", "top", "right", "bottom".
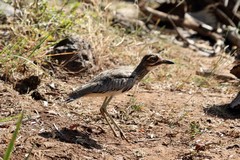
[{"left": 132, "top": 64, "right": 150, "bottom": 82}]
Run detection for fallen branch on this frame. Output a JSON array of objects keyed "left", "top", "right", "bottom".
[{"left": 140, "top": 5, "right": 224, "bottom": 42}]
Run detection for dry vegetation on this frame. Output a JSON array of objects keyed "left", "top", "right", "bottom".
[{"left": 0, "top": 0, "right": 239, "bottom": 160}]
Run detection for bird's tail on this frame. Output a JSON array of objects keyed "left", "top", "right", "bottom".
[
  {"left": 65, "top": 85, "right": 89, "bottom": 103},
  {"left": 65, "top": 89, "right": 85, "bottom": 103},
  {"left": 65, "top": 97, "right": 75, "bottom": 103}
]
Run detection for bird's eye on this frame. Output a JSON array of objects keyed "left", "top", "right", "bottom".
[{"left": 147, "top": 56, "right": 158, "bottom": 62}]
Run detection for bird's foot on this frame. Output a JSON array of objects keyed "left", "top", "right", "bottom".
[
  {"left": 119, "top": 131, "right": 130, "bottom": 143},
  {"left": 112, "top": 129, "right": 119, "bottom": 138}
]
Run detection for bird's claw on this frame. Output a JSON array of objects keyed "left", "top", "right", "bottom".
[{"left": 119, "top": 131, "right": 130, "bottom": 143}]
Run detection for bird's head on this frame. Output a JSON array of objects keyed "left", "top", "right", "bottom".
[{"left": 140, "top": 54, "right": 174, "bottom": 70}]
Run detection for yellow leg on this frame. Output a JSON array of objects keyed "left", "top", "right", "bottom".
[
  {"left": 100, "top": 96, "right": 128, "bottom": 141},
  {"left": 100, "top": 96, "right": 118, "bottom": 137}
]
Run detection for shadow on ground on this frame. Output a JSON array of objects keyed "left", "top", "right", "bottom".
[
  {"left": 204, "top": 104, "right": 240, "bottom": 119},
  {"left": 39, "top": 127, "right": 102, "bottom": 149}
]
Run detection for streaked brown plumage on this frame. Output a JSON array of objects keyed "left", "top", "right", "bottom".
[{"left": 66, "top": 53, "right": 174, "bottom": 141}]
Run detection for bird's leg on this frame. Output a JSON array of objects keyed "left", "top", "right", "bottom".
[
  {"left": 101, "top": 96, "right": 128, "bottom": 141},
  {"left": 100, "top": 96, "right": 118, "bottom": 137}
]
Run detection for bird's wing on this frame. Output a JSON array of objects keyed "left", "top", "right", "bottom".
[
  {"left": 89, "top": 66, "right": 135, "bottom": 93},
  {"left": 67, "top": 67, "right": 135, "bottom": 101},
  {"left": 90, "top": 66, "right": 134, "bottom": 82}
]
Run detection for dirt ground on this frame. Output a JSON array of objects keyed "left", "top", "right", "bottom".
[{"left": 0, "top": 44, "right": 240, "bottom": 160}]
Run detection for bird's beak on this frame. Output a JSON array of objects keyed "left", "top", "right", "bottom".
[{"left": 160, "top": 59, "right": 174, "bottom": 64}]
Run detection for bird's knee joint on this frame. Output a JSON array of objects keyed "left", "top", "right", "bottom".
[{"left": 100, "top": 107, "right": 106, "bottom": 114}]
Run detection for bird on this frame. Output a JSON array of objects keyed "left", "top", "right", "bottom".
[{"left": 66, "top": 53, "right": 174, "bottom": 141}]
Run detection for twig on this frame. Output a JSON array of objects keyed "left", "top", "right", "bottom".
[
  {"left": 0, "top": 115, "right": 41, "bottom": 127},
  {"left": 133, "top": 137, "right": 162, "bottom": 143},
  {"left": 53, "top": 123, "right": 65, "bottom": 138}
]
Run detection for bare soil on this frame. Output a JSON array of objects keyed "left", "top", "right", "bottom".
[{"left": 0, "top": 46, "right": 239, "bottom": 160}]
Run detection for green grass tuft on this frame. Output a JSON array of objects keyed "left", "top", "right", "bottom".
[{"left": 3, "top": 112, "right": 24, "bottom": 160}]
